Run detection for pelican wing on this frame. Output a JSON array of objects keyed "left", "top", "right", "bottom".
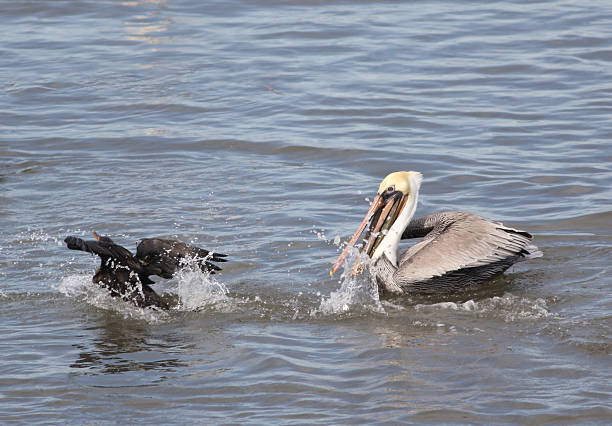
[{"left": 396, "top": 212, "right": 536, "bottom": 284}]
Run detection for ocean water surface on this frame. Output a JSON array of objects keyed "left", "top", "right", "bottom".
[{"left": 1, "top": 0, "right": 611, "bottom": 423}]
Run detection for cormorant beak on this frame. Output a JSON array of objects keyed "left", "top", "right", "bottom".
[{"left": 330, "top": 190, "right": 407, "bottom": 276}]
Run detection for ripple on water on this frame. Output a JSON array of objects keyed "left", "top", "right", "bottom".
[{"left": 2, "top": 0, "right": 612, "bottom": 422}]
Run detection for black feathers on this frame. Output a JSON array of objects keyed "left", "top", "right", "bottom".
[{"left": 64, "top": 232, "right": 227, "bottom": 309}]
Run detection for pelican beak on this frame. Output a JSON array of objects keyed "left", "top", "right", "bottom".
[{"left": 330, "top": 190, "right": 407, "bottom": 276}]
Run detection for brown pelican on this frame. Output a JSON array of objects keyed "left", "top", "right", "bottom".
[
  {"left": 65, "top": 232, "right": 227, "bottom": 309},
  {"left": 331, "top": 171, "right": 541, "bottom": 294}
]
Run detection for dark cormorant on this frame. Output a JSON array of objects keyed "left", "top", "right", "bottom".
[{"left": 65, "top": 232, "right": 227, "bottom": 309}]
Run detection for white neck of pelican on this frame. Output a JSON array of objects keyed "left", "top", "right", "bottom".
[{"left": 371, "top": 173, "right": 421, "bottom": 268}]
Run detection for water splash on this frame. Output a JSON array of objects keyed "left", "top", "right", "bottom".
[
  {"left": 56, "top": 254, "right": 235, "bottom": 317},
  {"left": 314, "top": 247, "right": 385, "bottom": 316},
  {"left": 56, "top": 274, "right": 167, "bottom": 322},
  {"left": 56, "top": 274, "right": 90, "bottom": 298},
  {"left": 174, "top": 266, "right": 233, "bottom": 312},
  {"left": 14, "top": 227, "right": 64, "bottom": 245}
]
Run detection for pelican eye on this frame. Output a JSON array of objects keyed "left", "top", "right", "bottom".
[{"left": 387, "top": 186, "right": 394, "bottom": 192}]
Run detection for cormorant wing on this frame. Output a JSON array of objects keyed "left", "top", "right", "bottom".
[
  {"left": 64, "top": 233, "right": 156, "bottom": 278},
  {"left": 65, "top": 235, "right": 133, "bottom": 265},
  {"left": 136, "top": 238, "right": 227, "bottom": 279}
]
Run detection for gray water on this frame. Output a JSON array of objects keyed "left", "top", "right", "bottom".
[{"left": 1, "top": 0, "right": 611, "bottom": 423}]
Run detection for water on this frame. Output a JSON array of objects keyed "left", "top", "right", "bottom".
[{"left": 2, "top": 0, "right": 611, "bottom": 423}]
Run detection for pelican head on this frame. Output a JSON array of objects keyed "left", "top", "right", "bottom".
[{"left": 331, "top": 171, "right": 423, "bottom": 276}]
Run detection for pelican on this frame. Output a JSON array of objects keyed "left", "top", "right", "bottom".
[
  {"left": 65, "top": 232, "right": 227, "bottom": 309},
  {"left": 331, "top": 171, "right": 541, "bottom": 294}
]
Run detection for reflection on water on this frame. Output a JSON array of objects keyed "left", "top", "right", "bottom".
[
  {"left": 70, "top": 315, "right": 186, "bottom": 375},
  {"left": 124, "top": 8, "right": 173, "bottom": 45}
]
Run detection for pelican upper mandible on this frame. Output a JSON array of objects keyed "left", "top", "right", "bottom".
[{"left": 331, "top": 171, "right": 542, "bottom": 294}]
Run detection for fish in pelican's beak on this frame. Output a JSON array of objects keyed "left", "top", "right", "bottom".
[{"left": 330, "top": 171, "right": 422, "bottom": 277}]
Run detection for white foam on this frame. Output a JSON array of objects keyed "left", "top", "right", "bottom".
[{"left": 415, "top": 293, "right": 553, "bottom": 321}]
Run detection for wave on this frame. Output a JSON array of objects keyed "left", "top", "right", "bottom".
[{"left": 415, "top": 293, "right": 554, "bottom": 322}]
